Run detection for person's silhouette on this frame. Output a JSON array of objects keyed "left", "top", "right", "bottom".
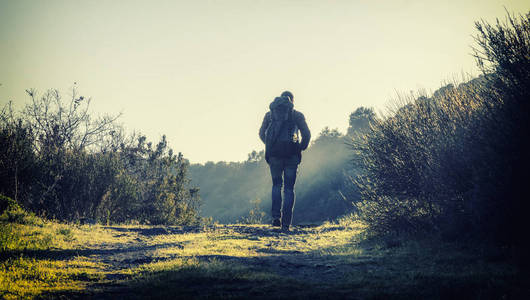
[{"left": 259, "top": 91, "right": 311, "bottom": 231}]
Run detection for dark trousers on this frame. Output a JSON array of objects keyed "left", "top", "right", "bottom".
[{"left": 268, "top": 155, "right": 300, "bottom": 227}]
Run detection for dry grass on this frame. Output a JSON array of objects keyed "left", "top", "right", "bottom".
[{"left": 0, "top": 217, "right": 526, "bottom": 299}]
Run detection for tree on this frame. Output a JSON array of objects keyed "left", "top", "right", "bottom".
[
  {"left": 246, "top": 150, "right": 264, "bottom": 163},
  {"left": 347, "top": 107, "right": 376, "bottom": 136}
]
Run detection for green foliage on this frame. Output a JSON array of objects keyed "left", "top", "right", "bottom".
[
  {"left": 0, "top": 222, "right": 53, "bottom": 252},
  {"left": 0, "top": 106, "right": 36, "bottom": 203},
  {"left": 470, "top": 11, "right": 530, "bottom": 246},
  {"left": 0, "top": 196, "right": 53, "bottom": 251},
  {"left": 0, "top": 224, "right": 22, "bottom": 252},
  {"left": 352, "top": 82, "right": 485, "bottom": 233},
  {"left": 347, "top": 107, "right": 376, "bottom": 136},
  {"left": 0, "top": 219, "right": 523, "bottom": 299},
  {"left": 0, "top": 255, "right": 104, "bottom": 298},
  {"left": 0, "top": 194, "right": 18, "bottom": 215},
  {"left": 0, "top": 87, "right": 201, "bottom": 225},
  {"left": 56, "top": 227, "right": 74, "bottom": 242},
  {"left": 0, "top": 195, "right": 42, "bottom": 226},
  {"left": 104, "top": 135, "right": 201, "bottom": 225},
  {"left": 238, "top": 199, "right": 266, "bottom": 224},
  {"left": 352, "top": 11, "right": 530, "bottom": 246}
]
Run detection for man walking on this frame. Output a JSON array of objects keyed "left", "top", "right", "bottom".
[{"left": 259, "top": 91, "right": 311, "bottom": 232}]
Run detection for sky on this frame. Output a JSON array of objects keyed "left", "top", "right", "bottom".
[{"left": 1, "top": 0, "right": 529, "bottom": 164}]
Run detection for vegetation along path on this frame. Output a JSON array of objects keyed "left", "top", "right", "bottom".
[{"left": 2, "top": 219, "right": 527, "bottom": 299}]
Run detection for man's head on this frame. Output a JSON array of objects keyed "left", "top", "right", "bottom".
[{"left": 281, "top": 91, "right": 294, "bottom": 103}]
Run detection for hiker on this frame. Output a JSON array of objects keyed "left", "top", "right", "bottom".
[{"left": 259, "top": 91, "right": 311, "bottom": 232}]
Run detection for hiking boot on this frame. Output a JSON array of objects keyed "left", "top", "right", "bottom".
[
  {"left": 272, "top": 218, "right": 281, "bottom": 227},
  {"left": 281, "top": 226, "right": 290, "bottom": 233}
]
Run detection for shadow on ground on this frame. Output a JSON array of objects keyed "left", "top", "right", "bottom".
[
  {"left": 42, "top": 252, "right": 529, "bottom": 300},
  {"left": 25, "top": 225, "right": 530, "bottom": 299},
  {"left": 0, "top": 241, "right": 184, "bottom": 262}
]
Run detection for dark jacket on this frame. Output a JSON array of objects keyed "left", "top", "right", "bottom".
[{"left": 259, "top": 110, "right": 311, "bottom": 160}]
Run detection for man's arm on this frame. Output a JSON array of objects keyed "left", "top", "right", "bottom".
[
  {"left": 295, "top": 111, "right": 311, "bottom": 150},
  {"left": 259, "top": 112, "right": 270, "bottom": 144}
]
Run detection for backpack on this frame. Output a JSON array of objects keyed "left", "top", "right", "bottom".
[{"left": 265, "top": 97, "right": 299, "bottom": 159}]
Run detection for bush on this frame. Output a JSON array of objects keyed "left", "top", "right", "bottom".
[
  {"left": 353, "top": 11, "right": 530, "bottom": 245},
  {"left": 0, "top": 86, "right": 202, "bottom": 225},
  {"left": 0, "top": 196, "right": 52, "bottom": 251},
  {"left": 0, "top": 195, "right": 42, "bottom": 226},
  {"left": 0, "top": 195, "right": 18, "bottom": 215}
]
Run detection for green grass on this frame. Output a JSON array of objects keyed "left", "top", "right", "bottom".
[
  {"left": 0, "top": 208, "right": 527, "bottom": 299},
  {"left": 0, "top": 199, "right": 120, "bottom": 298},
  {"left": 123, "top": 259, "right": 326, "bottom": 299},
  {"left": 0, "top": 255, "right": 106, "bottom": 299},
  {"left": 104, "top": 232, "right": 526, "bottom": 300}
]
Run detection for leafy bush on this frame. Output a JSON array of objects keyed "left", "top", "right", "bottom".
[
  {"left": 0, "top": 86, "right": 201, "bottom": 225},
  {"left": 0, "top": 195, "right": 18, "bottom": 215},
  {"left": 353, "top": 11, "right": 530, "bottom": 246},
  {"left": 0, "top": 195, "right": 42, "bottom": 226}
]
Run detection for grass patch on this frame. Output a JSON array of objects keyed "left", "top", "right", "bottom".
[
  {"left": 0, "top": 195, "right": 43, "bottom": 227},
  {"left": 120, "top": 257, "right": 331, "bottom": 299},
  {"left": 337, "top": 238, "right": 527, "bottom": 299},
  {"left": 0, "top": 256, "right": 107, "bottom": 299},
  {"left": 0, "top": 199, "right": 123, "bottom": 298},
  {"left": 0, "top": 223, "right": 53, "bottom": 251},
  {"left": 0, "top": 213, "right": 526, "bottom": 299}
]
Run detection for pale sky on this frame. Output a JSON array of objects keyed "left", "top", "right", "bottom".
[{"left": 1, "top": 0, "right": 529, "bottom": 163}]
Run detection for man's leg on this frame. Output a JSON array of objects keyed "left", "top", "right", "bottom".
[
  {"left": 269, "top": 157, "right": 283, "bottom": 225},
  {"left": 281, "top": 156, "right": 299, "bottom": 230}
]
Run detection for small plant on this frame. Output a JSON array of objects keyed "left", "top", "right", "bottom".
[
  {"left": 0, "top": 195, "right": 18, "bottom": 215},
  {"left": 0, "top": 223, "right": 53, "bottom": 251},
  {"left": 0, "top": 223, "right": 22, "bottom": 251},
  {"left": 0, "top": 195, "right": 42, "bottom": 226},
  {"left": 239, "top": 199, "right": 266, "bottom": 224},
  {"left": 56, "top": 227, "right": 74, "bottom": 242}
]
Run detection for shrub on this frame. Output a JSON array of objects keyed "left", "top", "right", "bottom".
[
  {"left": 0, "top": 195, "right": 42, "bottom": 226},
  {"left": 353, "top": 11, "right": 530, "bottom": 245},
  {"left": 0, "top": 86, "right": 202, "bottom": 225}
]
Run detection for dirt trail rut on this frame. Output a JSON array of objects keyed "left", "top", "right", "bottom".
[{"left": 79, "top": 224, "right": 364, "bottom": 289}]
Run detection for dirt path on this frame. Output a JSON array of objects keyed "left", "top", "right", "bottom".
[
  {"left": 76, "top": 223, "right": 366, "bottom": 293},
  {"left": 7, "top": 222, "right": 524, "bottom": 299}
]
